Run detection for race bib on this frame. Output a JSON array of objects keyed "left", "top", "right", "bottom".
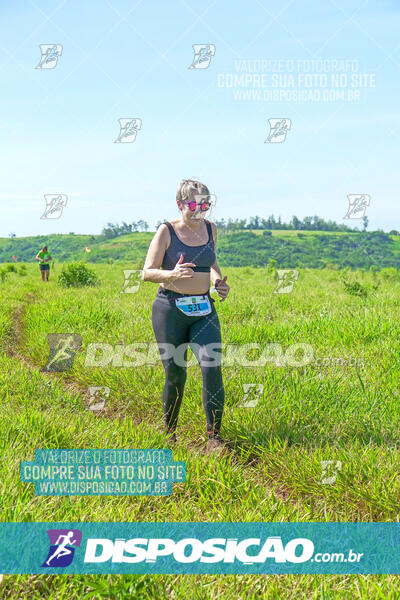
[{"left": 175, "top": 295, "right": 212, "bottom": 316}]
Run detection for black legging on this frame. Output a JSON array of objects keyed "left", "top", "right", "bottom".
[{"left": 151, "top": 286, "right": 224, "bottom": 433}]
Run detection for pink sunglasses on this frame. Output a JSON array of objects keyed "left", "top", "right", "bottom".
[{"left": 183, "top": 200, "right": 211, "bottom": 211}]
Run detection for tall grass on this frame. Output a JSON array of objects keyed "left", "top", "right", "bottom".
[{"left": 1, "top": 264, "right": 400, "bottom": 598}]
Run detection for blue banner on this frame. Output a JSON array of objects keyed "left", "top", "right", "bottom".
[
  {"left": 0, "top": 522, "right": 399, "bottom": 574},
  {"left": 20, "top": 449, "right": 186, "bottom": 496}
]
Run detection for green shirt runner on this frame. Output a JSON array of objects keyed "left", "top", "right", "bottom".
[{"left": 37, "top": 251, "right": 51, "bottom": 264}]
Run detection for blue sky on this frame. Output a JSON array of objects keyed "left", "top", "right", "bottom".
[{"left": 0, "top": 0, "right": 399, "bottom": 237}]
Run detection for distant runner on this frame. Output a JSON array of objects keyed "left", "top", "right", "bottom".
[
  {"left": 142, "top": 179, "right": 230, "bottom": 454},
  {"left": 36, "top": 245, "right": 52, "bottom": 281}
]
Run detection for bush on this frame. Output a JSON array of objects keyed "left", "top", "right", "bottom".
[
  {"left": 58, "top": 262, "right": 99, "bottom": 288},
  {"left": 18, "top": 265, "right": 27, "bottom": 276},
  {"left": 342, "top": 279, "right": 368, "bottom": 299},
  {"left": 6, "top": 264, "right": 17, "bottom": 273},
  {"left": 0, "top": 269, "right": 7, "bottom": 283}
]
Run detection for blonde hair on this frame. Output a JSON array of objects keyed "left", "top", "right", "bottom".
[{"left": 176, "top": 178, "right": 210, "bottom": 207}]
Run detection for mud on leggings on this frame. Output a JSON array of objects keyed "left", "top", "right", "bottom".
[{"left": 151, "top": 286, "right": 224, "bottom": 433}]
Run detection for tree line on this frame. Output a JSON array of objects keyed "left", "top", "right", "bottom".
[
  {"left": 213, "top": 215, "right": 369, "bottom": 232},
  {"left": 101, "top": 215, "right": 385, "bottom": 238},
  {"left": 100, "top": 216, "right": 400, "bottom": 238},
  {"left": 102, "top": 220, "right": 149, "bottom": 238}
]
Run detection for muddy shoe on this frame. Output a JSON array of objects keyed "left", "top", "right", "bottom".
[{"left": 205, "top": 433, "right": 228, "bottom": 455}]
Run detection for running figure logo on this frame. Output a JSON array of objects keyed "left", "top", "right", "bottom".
[
  {"left": 87, "top": 385, "right": 110, "bottom": 412},
  {"left": 188, "top": 44, "right": 216, "bottom": 69},
  {"left": 344, "top": 194, "right": 371, "bottom": 219},
  {"left": 274, "top": 269, "right": 299, "bottom": 294},
  {"left": 238, "top": 383, "right": 264, "bottom": 408},
  {"left": 41, "top": 334, "right": 82, "bottom": 372},
  {"left": 35, "top": 44, "right": 63, "bottom": 69},
  {"left": 41, "top": 529, "right": 82, "bottom": 567},
  {"left": 320, "top": 460, "right": 342, "bottom": 485},
  {"left": 264, "top": 119, "right": 291, "bottom": 143},
  {"left": 114, "top": 118, "right": 142, "bottom": 143},
  {"left": 40, "top": 194, "right": 68, "bottom": 219},
  {"left": 120, "top": 269, "right": 143, "bottom": 294}
]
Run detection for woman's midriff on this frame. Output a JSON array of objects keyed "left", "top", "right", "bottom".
[{"left": 160, "top": 271, "right": 211, "bottom": 295}]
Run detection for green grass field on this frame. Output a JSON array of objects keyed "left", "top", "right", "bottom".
[{"left": 1, "top": 263, "right": 400, "bottom": 598}]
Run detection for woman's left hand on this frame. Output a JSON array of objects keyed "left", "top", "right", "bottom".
[{"left": 214, "top": 276, "right": 230, "bottom": 302}]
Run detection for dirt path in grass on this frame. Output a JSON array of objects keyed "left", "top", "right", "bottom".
[{"left": 6, "top": 292, "right": 124, "bottom": 419}]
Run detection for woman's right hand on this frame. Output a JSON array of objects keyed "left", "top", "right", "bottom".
[{"left": 169, "top": 253, "right": 196, "bottom": 280}]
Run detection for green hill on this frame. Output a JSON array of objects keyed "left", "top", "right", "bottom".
[{"left": 1, "top": 230, "right": 400, "bottom": 269}]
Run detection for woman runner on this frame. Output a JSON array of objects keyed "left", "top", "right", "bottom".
[
  {"left": 142, "top": 179, "right": 230, "bottom": 453},
  {"left": 36, "top": 245, "right": 52, "bottom": 281}
]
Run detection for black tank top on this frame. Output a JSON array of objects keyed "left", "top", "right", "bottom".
[{"left": 161, "top": 220, "right": 216, "bottom": 273}]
